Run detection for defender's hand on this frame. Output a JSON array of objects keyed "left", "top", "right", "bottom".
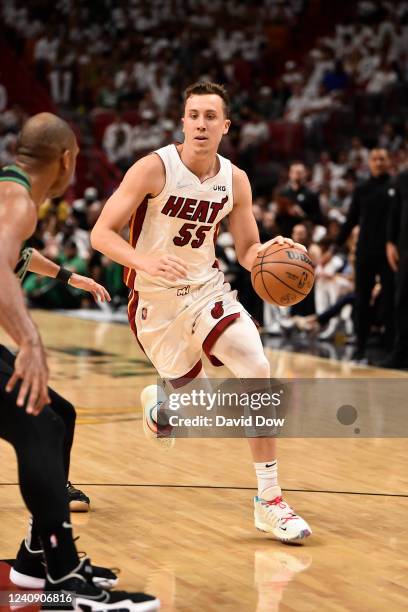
[
  {"left": 6, "top": 339, "right": 50, "bottom": 415},
  {"left": 69, "top": 274, "right": 111, "bottom": 302},
  {"left": 138, "top": 254, "right": 188, "bottom": 282}
]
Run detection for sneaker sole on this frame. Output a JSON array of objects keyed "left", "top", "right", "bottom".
[
  {"left": 10, "top": 567, "right": 44, "bottom": 589},
  {"left": 255, "top": 519, "right": 312, "bottom": 543},
  {"left": 69, "top": 500, "right": 90, "bottom": 512},
  {"left": 10, "top": 568, "right": 117, "bottom": 590},
  {"left": 73, "top": 596, "right": 160, "bottom": 611}
]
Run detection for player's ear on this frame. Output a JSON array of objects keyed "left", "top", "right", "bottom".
[
  {"left": 223, "top": 119, "right": 231, "bottom": 135},
  {"left": 181, "top": 117, "right": 185, "bottom": 133},
  {"left": 61, "top": 149, "right": 71, "bottom": 170}
]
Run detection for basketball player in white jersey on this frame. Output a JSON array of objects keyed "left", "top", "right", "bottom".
[{"left": 91, "top": 82, "right": 311, "bottom": 542}]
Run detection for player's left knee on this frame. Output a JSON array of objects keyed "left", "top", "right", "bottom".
[
  {"left": 232, "top": 352, "right": 270, "bottom": 379},
  {"left": 250, "top": 354, "right": 270, "bottom": 378}
]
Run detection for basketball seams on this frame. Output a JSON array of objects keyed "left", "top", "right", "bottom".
[
  {"left": 258, "top": 245, "right": 294, "bottom": 263},
  {"left": 259, "top": 269, "right": 308, "bottom": 296},
  {"left": 252, "top": 260, "right": 314, "bottom": 274},
  {"left": 253, "top": 269, "right": 279, "bottom": 305}
]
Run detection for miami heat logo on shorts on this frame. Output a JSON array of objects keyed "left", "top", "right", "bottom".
[
  {"left": 141, "top": 307, "right": 148, "bottom": 320},
  {"left": 211, "top": 301, "right": 224, "bottom": 319}
]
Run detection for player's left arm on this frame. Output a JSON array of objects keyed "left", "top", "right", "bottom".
[
  {"left": 26, "top": 248, "right": 110, "bottom": 302},
  {"left": 229, "top": 166, "right": 305, "bottom": 271}
]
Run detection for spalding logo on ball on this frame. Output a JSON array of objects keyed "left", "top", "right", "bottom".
[{"left": 251, "top": 243, "right": 315, "bottom": 306}]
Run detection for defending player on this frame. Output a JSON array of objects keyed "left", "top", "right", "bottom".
[
  {"left": 0, "top": 114, "right": 158, "bottom": 610},
  {"left": 13, "top": 245, "right": 111, "bottom": 513},
  {"left": 91, "top": 82, "right": 312, "bottom": 543}
]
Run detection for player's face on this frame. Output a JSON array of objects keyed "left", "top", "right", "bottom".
[
  {"left": 369, "top": 149, "right": 389, "bottom": 177},
  {"left": 49, "top": 141, "right": 80, "bottom": 197},
  {"left": 289, "top": 164, "right": 306, "bottom": 184},
  {"left": 182, "top": 94, "right": 230, "bottom": 152}
]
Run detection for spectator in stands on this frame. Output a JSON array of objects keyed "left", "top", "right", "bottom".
[
  {"left": 103, "top": 112, "right": 133, "bottom": 172},
  {"left": 259, "top": 210, "right": 278, "bottom": 243},
  {"left": 282, "top": 60, "right": 303, "bottom": 87},
  {"left": 276, "top": 162, "right": 323, "bottom": 236},
  {"left": 366, "top": 59, "right": 398, "bottom": 94},
  {"left": 131, "top": 109, "right": 164, "bottom": 157},
  {"left": 322, "top": 60, "right": 349, "bottom": 92},
  {"left": 96, "top": 73, "right": 119, "bottom": 109},
  {"left": 284, "top": 82, "right": 307, "bottom": 122},
  {"left": 33, "top": 29, "right": 59, "bottom": 65},
  {"left": 313, "top": 238, "right": 348, "bottom": 319},
  {"left": 348, "top": 137, "right": 370, "bottom": 166},
  {"left": 238, "top": 108, "right": 269, "bottom": 173},
  {"left": 377, "top": 122, "right": 402, "bottom": 151},
  {"left": 312, "top": 151, "right": 344, "bottom": 191},
  {"left": 48, "top": 46, "right": 75, "bottom": 106},
  {"left": 149, "top": 65, "right": 172, "bottom": 111},
  {"left": 292, "top": 222, "right": 312, "bottom": 248}
]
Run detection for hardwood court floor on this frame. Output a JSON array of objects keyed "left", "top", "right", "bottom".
[{"left": 1, "top": 311, "right": 408, "bottom": 611}]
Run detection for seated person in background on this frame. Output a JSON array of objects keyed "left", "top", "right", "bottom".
[{"left": 276, "top": 162, "right": 324, "bottom": 237}]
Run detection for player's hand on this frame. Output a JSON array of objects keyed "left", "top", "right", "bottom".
[
  {"left": 6, "top": 337, "right": 50, "bottom": 415},
  {"left": 386, "top": 241, "right": 399, "bottom": 272},
  {"left": 138, "top": 254, "right": 188, "bottom": 282},
  {"left": 258, "top": 236, "right": 307, "bottom": 255},
  {"left": 69, "top": 273, "right": 111, "bottom": 302}
]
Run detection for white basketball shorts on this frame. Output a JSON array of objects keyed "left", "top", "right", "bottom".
[{"left": 127, "top": 272, "right": 253, "bottom": 384}]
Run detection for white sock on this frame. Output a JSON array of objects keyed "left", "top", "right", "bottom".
[{"left": 254, "top": 460, "right": 281, "bottom": 499}]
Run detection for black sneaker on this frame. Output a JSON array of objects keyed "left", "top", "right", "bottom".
[
  {"left": 42, "top": 556, "right": 159, "bottom": 611},
  {"left": 9, "top": 540, "right": 118, "bottom": 590},
  {"left": 67, "top": 481, "right": 90, "bottom": 512}
]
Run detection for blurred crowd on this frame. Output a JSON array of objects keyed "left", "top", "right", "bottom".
[{"left": 1, "top": 0, "right": 408, "bottom": 365}]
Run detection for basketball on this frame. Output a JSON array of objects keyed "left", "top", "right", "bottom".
[{"left": 251, "top": 243, "right": 315, "bottom": 306}]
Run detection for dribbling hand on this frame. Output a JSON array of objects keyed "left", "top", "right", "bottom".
[
  {"left": 139, "top": 254, "right": 188, "bottom": 282},
  {"left": 6, "top": 338, "right": 50, "bottom": 415},
  {"left": 258, "top": 235, "right": 307, "bottom": 255}
]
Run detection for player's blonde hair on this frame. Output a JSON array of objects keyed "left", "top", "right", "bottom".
[{"left": 184, "top": 82, "right": 230, "bottom": 118}]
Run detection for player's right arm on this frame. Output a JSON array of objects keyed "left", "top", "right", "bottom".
[
  {"left": 0, "top": 183, "right": 50, "bottom": 414},
  {"left": 91, "top": 154, "right": 187, "bottom": 282}
]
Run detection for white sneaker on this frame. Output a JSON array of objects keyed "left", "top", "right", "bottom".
[
  {"left": 141, "top": 385, "right": 174, "bottom": 449},
  {"left": 254, "top": 490, "right": 312, "bottom": 543}
]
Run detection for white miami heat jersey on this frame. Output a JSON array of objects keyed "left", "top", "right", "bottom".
[{"left": 125, "top": 144, "right": 234, "bottom": 291}]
